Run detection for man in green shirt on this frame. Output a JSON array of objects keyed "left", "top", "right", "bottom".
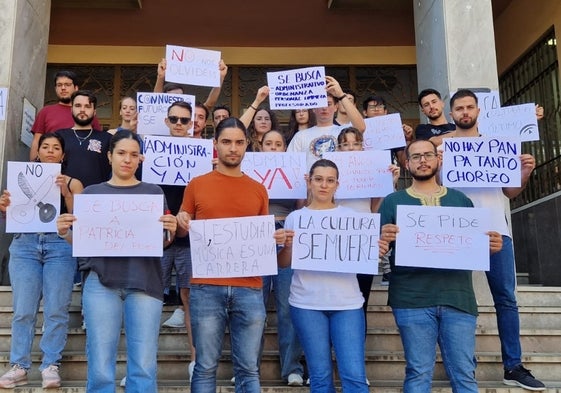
[{"left": 379, "top": 139, "right": 502, "bottom": 393}]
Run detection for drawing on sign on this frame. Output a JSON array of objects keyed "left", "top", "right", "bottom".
[{"left": 11, "top": 172, "right": 56, "bottom": 224}]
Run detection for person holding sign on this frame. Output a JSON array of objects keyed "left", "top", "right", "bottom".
[
  {"left": 56, "top": 131, "right": 177, "bottom": 393},
  {"left": 445, "top": 89, "right": 545, "bottom": 391},
  {"left": 259, "top": 130, "right": 305, "bottom": 386},
  {"left": 287, "top": 76, "right": 366, "bottom": 168},
  {"left": 0, "top": 133, "right": 83, "bottom": 389},
  {"left": 379, "top": 139, "right": 503, "bottom": 393},
  {"left": 176, "top": 117, "right": 270, "bottom": 393},
  {"left": 277, "top": 159, "right": 388, "bottom": 393},
  {"left": 239, "top": 86, "right": 281, "bottom": 152},
  {"left": 335, "top": 127, "right": 399, "bottom": 343}
]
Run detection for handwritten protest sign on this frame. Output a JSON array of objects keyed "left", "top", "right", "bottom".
[
  {"left": 478, "top": 103, "right": 539, "bottom": 142},
  {"left": 363, "top": 113, "right": 406, "bottom": 151},
  {"left": 241, "top": 152, "right": 307, "bottom": 199},
  {"left": 137, "top": 92, "right": 195, "bottom": 136},
  {"left": 395, "top": 205, "right": 491, "bottom": 271},
  {"left": 442, "top": 137, "right": 521, "bottom": 187},
  {"left": 142, "top": 135, "right": 213, "bottom": 186},
  {"left": 165, "top": 45, "right": 221, "bottom": 87},
  {"left": 451, "top": 89, "right": 500, "bottom": 117},
  {"left": 267, "top": 66, "right": 327, "bottom": 110},
  {"left": 72, "top": 194, "right": 164, "bottom": 257},
  {"left": 20, "top": 98, "right": 36, "bottom": 148},
  {"left": 291, "top": 209, "right": 380, "bottom": 274},
  {"left": 6, "top": 162, "right": 61, "bottom": 233},
  {"left": 189, "top": 215, "right": 277, "bottom": 278},
  {"left": 323, "top": 150, "right": 393, "bottom": 198}
]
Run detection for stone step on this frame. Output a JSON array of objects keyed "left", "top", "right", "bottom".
[
  {"left": 1, "top": 324, "right": 560, "bottom": 354},
  {"left": 2, "top": 382, "right": 561, "bottom": 393},
  {"left": 0, "top": 351, "right": 558, "bottom": 382},
  {"left": 2, "top": 284, "right": 561, "bottom": 308},
  {"left": 368, "top": 285, "right": 561, "bottom": 308},
  {"left": 365, "top": 305, "right": 561, "bottom": 330}
]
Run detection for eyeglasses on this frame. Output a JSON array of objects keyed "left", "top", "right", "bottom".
[
  {"left": 168, "top": 116, "right": 191, "bottom": 125},
  {"left": 55, "top": 83, "right": 74, "bottom": 88},
  {"left": 339, "top": 142, "right": 363, "bottom": 149},
  {"left": 367, "top": 104, "right": 385, "bottom": 111},
  {"left": 408, "top": 152, "right": 438, "bottom": 162},
  {"left": 311, "top": 176, "right": 337, "bottom": 185}
]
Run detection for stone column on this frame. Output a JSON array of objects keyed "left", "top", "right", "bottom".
[
  {"left": 0, "top": 0, "right": 51, "bottom": 283},
  {"left": 413, "top": 0, "right": 499, "bottom": 304}
]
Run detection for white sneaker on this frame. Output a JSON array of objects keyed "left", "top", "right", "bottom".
[
  {"left": 0, "top": 365, "right": 28, "bottom": 388},
  {"left": 120, "top": 376, "right": 126, "bottom": 387},
  {"left": 366, "top": 377, "right": 370, "bottom": 386},
  {"left": 162, "top": 308, "right": 185, "bottom": 328},
  {"left": 287, "top": 373, "right": 303, "bottom": 386},
  {"left": 230, "top": 376, "right": 235, "bottom": 385},
  {"left": 41, "top": 365, "right": 61, "bottom": 389},
  {"left": 188, "top": 361, "right": 195, "bottom": 383}
]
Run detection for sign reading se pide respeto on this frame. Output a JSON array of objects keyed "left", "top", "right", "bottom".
[
  {"left": 165, "top": 45, "right": 221, "bottom": 87},
  {"left": 267, "top": 66, "right": 327, "bottom": 110},
  {"left": 395, "top": 205, "right": 491, "bottom": 271},
  {"left": 189, "top": 215, "right": 277, "bottom": 278},
  {"left": 142, "top": 135, "right": 213, "bottom": 185},
  {"left": 290, "top": 209, "right": 380, "bottom": 275},
  {"left": 442, "top": 137, "right": 521, "bottom": 187},
  {"left": 137, "top": 92, "right": 195, "bottom": 136}
]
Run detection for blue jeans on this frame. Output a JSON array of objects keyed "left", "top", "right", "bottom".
[
  {"left": 263, "top": 267, "right": 304, "bottom": 380},
  {"left": 290, "top": 306, "right": 368, "bottom": 393},
  {"left": 83, "top": 272, "right": 162, "bottom": 393},
  {"left": 486, "top": 235, "right": 521, "bottom": 370},
  {"left": 8, "top": 233, "right": 76, "bottom": 371},
  {"left": 392, "top": 306, "right": 478, "bottom": 393},
  {"left": 190, "top": 284, "right": 265, "bottom": 393}
]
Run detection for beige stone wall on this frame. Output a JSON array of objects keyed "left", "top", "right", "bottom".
[
  {"left": 494, "top": 0, "right": 561, "bottom": 74},
  {"left": 0, "top": 0, "right": 52, "bottom": 284}
]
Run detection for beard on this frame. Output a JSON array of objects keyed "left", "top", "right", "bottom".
[
  {"left": 427, "top": 111, "right": 442, "bottom": 121},
  {"left": 410, "top": 165, "right": 439, "bottom": 181},
  {"left": 72, "top": 113, "right": 94, "bottom": 127},
  {"left": 59, "top": 97, "right": 71, "bottom": 104},
  {"left": 453, "top": 117, "right": 477, "bottom": 129}
]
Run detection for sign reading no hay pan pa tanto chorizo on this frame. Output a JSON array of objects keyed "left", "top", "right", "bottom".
[{"left": 441, "top": 136, "right": 521, "bottom": 188}]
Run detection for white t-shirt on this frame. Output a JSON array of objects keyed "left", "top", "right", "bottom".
[
  {"left": 286, "top": 124, "right": 343, "bottom": 168},
  {"left": 284, "top": 206, "right": 365, "bottom": 310}
]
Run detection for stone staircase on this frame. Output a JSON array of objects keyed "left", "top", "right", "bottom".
[{"left": 1, "top": 277, "right": 561, "bottom": 392}]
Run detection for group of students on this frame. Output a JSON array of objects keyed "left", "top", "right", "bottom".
[{"left": 0, "top": 63, "right": 547, "bottom": 393}]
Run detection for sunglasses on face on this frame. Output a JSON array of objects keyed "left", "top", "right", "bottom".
[{"left": 168, "top": 116, "right": 191, "bottom": 125}]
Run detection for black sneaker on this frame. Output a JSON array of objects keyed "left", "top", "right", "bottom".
[
  {"left": 503, "top": 365, "right": 546, "bottom": 391},
  {"left": 381, "top": 272, "right": 390, "bottom": 286}
]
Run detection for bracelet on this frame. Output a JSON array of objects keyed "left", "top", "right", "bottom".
[
  {"left": 337, "top": 94, "right": 347, "bottom": 101},
  {"left": 57, "top": 229, "right": 71, "bottom": 238},
  {"left": 249, "top": 104, "right": 257, "bottom": 110}
]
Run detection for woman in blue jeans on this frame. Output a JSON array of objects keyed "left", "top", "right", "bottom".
[
  {"left": 278, "top": 159, "right": 388, "bottom": 393},
  {"left": 56, "top": 131, "right": 177, "bottom": 393},
  {"left": 0, "top": 133, "right": 83, "bottom": 389}
]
